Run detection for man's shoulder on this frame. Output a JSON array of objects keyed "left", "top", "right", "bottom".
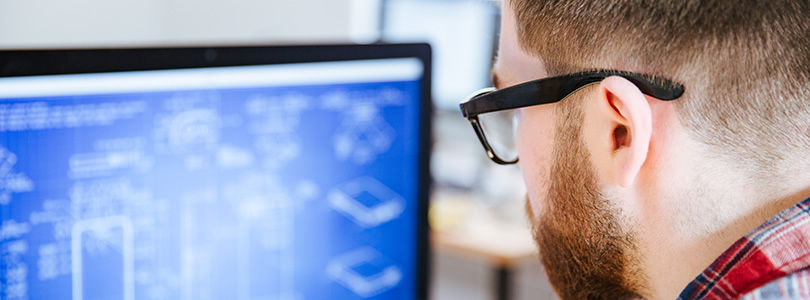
[{"left": 740, "top": 268, "right": 810, "bottom": 300}]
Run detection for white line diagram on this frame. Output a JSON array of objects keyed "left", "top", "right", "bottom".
[
  {"left": 158, "top": 108, "right": 221, "bottom": 153},
  {"left": 321, "top": 87, "right": 406, "bottom": 165},
  {"left": 2, "top": 224, "right": 32, "bottom": 300},
  {"left": 327, "top": 247, "right": 402, "bottom": 298},
  {"left": 68, "top": 178, "right": 152, "bottom": 300},
  {"left": 223, "top": 172, "right": 296, "bottom": 300},
  {"left": 245, "top": 93, "right": 309, "bottom": 170},
  {"left": 215, "top": 145, "right": 255, "bottom": 169},
  {"left": 71, "top": 216, "right": 135, "bottom": 300},
  {"left": 68, "top": 150, "right": 146, "bottom": 179},
  {"left": 0, "top": 145, "right": 34, "bottom": 205},
  {"left": 153, "top": 108, "right": 222, "bottom": 170},
  {"left": 327, "top": 177, "right": 405, "bottom": 228},
  {"left": 178, "top": 187, "right": 215, "bottom": 300},
  {"left": 68, "top": 137, "right": 153, "bottom": 180},
  {"left": 153, "top": 93, "right": 223, "bottom": 170}
]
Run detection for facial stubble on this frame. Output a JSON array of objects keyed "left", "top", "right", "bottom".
[{"left": 528, "top": 98, "right": 645, "bottom": 299}]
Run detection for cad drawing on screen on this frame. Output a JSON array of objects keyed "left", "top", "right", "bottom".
[
  {"left": 71, "top": 215, "right": 135, "bottom": 300},
  {"left": 322, "top": 88, "right": 405, "bottom": 165},
  {"left": 246, "top": 93, "right": 310, "bottom": 169},
  {"left": 153, "top": 93, "right": 222, "bottom": 170},
  {"left": 0, "top": 146, "right": 33, "bottom": 205},
  {"left": 327, "top": 247, "right": 403, "bottom": 298},
  {"left": 224, "top": 172, "right": 296, "bottom": 300},
  {"left": 327, "top": 176, "right": 405, "bottom": 228},
  {"left": 0, "top": 218, "right": 32, "bottom": 300}
]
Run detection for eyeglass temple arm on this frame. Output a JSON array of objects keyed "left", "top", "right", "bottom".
[
  {"left": 460, "top": 71, "right": 684, "bottom": 118},
  {"left": 468, "top": 117, "right": 519, "bottom": 165}
]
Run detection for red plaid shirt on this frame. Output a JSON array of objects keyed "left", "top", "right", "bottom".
[{"left": 678, "top": 197, "right": 810, "bottom": 299}]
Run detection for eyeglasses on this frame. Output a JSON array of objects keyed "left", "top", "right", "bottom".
[{"left": 459, "top": 70, "right": 685, "bottom": 165}]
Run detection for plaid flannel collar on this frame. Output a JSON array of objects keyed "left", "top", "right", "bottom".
[{"left": 678, "top": 197, "right": 810, "bottom": 299}]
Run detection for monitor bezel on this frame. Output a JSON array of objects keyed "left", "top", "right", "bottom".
[{"left": 0, "top": 43, "right": 433, "bottom": 299}]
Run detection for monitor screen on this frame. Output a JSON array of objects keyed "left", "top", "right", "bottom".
[{"left": 0, "top": 44, "right": 431, "bottom": 300}]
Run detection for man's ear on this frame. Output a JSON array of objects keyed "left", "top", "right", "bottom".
[{"left": 585, "top": 76, "right": 652, "bottom": 187}]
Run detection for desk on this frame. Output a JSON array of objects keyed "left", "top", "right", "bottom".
[{"left": 431, "top": 196, "right": 538, "bottom": 300}]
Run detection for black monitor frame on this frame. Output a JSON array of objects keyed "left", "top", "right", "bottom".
[{"left": 0, "top": 43, "right": 432, "bottom": 299}]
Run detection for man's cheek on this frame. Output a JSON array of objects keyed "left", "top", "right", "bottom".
[
  {"left": 517, "top": 151, "right": 548, "bottom": 221},
  {"left": 516, "top": 113, "right": 554, "bottom": 220}
]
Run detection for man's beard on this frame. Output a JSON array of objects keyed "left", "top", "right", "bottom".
[{"left": 527, "top": 98, "right": 645, "bottom": 299}]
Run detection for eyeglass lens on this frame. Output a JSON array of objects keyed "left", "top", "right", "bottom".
[{"left": 477, "top": 108, "right": 519, "bottom": 162}]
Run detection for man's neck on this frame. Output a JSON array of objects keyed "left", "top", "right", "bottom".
[{"left": 639, "top": 166, "right": 810, "bottom": 299}]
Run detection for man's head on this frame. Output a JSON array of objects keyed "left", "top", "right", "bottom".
[
  {"left": 509, "top": 0, "right": 810, "bottom": 169},
  {"left": 491, "top": 0, "right": 810, "bottom": 298}
]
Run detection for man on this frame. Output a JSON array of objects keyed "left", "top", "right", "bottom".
[{"left": 459, "top": 0, "right": 810, "bottom": 299}]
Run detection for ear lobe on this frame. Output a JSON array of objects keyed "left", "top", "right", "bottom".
[{"left": 595, "top": 76, "right": 653, "bottom": 187}]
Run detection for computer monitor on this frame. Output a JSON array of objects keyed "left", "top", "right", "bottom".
[{"left": 0, "top": 44, "right": 431, "bottom": 300}]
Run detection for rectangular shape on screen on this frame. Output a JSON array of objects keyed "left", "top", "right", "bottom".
[{"left": 0, "top": 47, "right": 429, "bottom": 300}]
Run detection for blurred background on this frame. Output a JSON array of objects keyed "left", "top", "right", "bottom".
[{"left": 0, "top": 0, "right": 557, "bottom": 298}]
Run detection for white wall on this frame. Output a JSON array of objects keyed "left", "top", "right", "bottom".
[
  {"left": 0, "top": 0, "right": 358, "bottom": 48},
  {"left": 383, "top": 0, "right": 497, "bottom": 109}
]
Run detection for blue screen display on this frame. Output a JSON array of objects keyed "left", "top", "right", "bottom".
[{"left": 0, "top": 59, "right": 424, "bottom": 300}]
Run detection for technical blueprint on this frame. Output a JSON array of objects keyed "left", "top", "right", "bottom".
[{"left": 0, "top": 73, "right": 423, "bottom": 300}]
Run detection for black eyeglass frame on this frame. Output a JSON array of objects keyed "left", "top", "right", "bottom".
[{"left": 459, "top": 70, "right": 686, "bottom": 165}]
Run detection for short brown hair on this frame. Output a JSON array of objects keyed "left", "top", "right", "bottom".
[{"left": 510, "top": 0, "right": 810, "bottom": 172}]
